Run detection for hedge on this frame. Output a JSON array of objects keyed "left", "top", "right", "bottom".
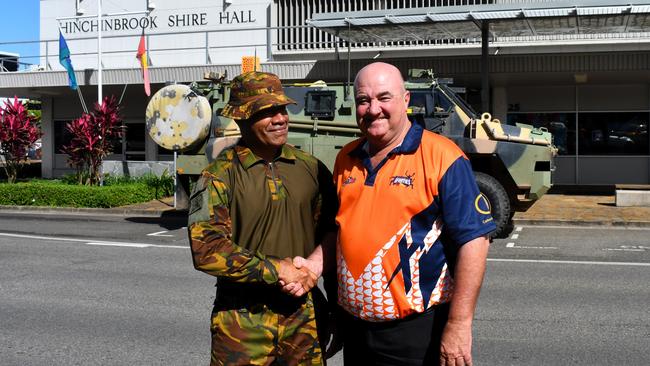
[{"left": 0, "top": 181, "right": 161, "bottom": 208}]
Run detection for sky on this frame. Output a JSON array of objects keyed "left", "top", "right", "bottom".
[{"left": 0, "top": 0, "right": 40, "bottom": 68}]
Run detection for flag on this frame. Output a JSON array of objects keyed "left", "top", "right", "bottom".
[
  {"left": 58, "top": 31, "right": 77, "bottom": 90},
  {"left": 136, "top": 32, "right": 151, "bottom": 96}
]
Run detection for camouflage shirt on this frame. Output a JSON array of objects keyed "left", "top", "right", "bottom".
[{"left": 188, "top": 143, "right": 337, "bottom": 284}]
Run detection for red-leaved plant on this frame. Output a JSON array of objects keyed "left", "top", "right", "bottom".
[
  {"left": 0, "top": 97, "right": 42, "bottom": 183},
  {"left": 61, "top": 96, "right": 124, "bottom": 185}
]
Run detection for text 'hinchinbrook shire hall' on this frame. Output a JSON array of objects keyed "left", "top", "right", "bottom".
[{"left": 2, "top": 0, "right": 650, "bottom": 186}]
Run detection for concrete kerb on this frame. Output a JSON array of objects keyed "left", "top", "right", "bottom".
[
  {"left": 513, "top": 219, "right": 650, "bottom": 228},
  {"left": 0, "top": 205, "right": 188, "bottom": 218}
]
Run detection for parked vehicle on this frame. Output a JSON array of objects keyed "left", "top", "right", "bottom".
[{"left": 145, "top": 69, "right": 556, "bottom": 237}]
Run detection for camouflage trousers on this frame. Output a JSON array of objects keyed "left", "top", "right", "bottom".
[{"left": 210, "top": 286, "right": 324, "bottom": 366}]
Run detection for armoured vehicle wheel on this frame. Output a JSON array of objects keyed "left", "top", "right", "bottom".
[{"left": 474, "top": 172, "right": 512, "bottom": 238}]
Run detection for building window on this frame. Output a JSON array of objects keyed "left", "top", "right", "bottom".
[
  {"left": 54, "top": 120, "right": 73, "bottom": 154},
  {"left": 124, "top": 122, "right": 145, "bottom": 161},
  {"left": 578, "top": 112, "right": 649, "bottom": 156},
  {"left": 507, "top": 112, "right": 576, "bottom": 155}
]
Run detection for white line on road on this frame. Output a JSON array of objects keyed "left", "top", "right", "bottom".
[
  {"left": 515, "top": 226, "right": 523, "bottom": 232},
  {"left": 86, "top": 242, "right": 152, "bottom": 248},
  {"left": 603, "top": 248, "right": 645, "bottom": 252},
  {"left": 511, "top": 234, "right": 519, "bottom": 240},
  {"left": 147, "top": 230, "right": 174, "bottom": 237},
  {"left": 86, "top": 242, "right": 187, "bottom": 249},
  {"left": 506, "top": 242, "right": 515, "bottom": 248},
  {"left": 488, "top": 258, "right": 650, "bottom": 267},
  {"left": 0, "top": 232, "right": 186, "bottom": 249}
]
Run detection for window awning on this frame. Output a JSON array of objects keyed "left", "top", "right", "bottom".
[{"left": 306, "top": 0, "right": 650, "bottom": 43}]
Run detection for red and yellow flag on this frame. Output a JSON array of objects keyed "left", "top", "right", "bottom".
[{"left": 136, "top": 32, "right": 151, "bottom": 96}]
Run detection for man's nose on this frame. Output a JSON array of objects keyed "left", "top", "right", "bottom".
[
  {"left": 367, "top": 99, "right": 381, "bottom": 115},
  {"left": 271, "top": 111, "right": 288, "bottom": 123}
]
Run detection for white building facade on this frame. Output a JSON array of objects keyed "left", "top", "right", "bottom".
[{"left": 1, "top": 0, "right": 650, "bottom": 185}]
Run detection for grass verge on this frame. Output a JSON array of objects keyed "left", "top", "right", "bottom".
[{"left": 0, "top": 180, "right": 164, "bottom": 208}]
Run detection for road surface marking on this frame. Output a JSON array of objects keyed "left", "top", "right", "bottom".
[
  {"left": 0, "top": 232, "right": 185, "bottom": 249},
  {"left": 505, "top": 245, "right": 558, "bottom": 249},
  {"left": 602, "top": 245, "right": 648, "bottom": 252},
  {"left": 515, "top": 226, "right": 523, "bottom": 232},
  {"left": 511, "top": 234, "right": 519, "bottom": 240},
  {"left": 86, "top": 242, "right": 152, "bottom": 248},
  {"left": 603, "top": 248, "right": 645, "bottom": 252},
  {"left": 86, "top": 242, "right": 186, "bottom": 249},
  {"left": 147, "top": 230, "right": 174, "bottom": 237},
  {"left": 488, "top": 258, "right": 650, "bottom": 267}
]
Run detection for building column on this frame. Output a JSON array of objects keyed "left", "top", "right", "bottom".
[
  {"left": 492, "top": 87, "right": 507, "bottom": 124},
  {"left": 145, "top": 132, "right": 157, "bottom": 161},
  {"left": 40, "top": 97, "right": 54, "bottom": 178}
]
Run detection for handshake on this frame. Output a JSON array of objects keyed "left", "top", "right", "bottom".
[{"left": 277, "top": 256, "right": 321, "bottom": 297}]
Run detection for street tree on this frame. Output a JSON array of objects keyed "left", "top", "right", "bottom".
[
  {"left": 0, "top": 97, "right": 42, "bottom": 183},
  {"left": 61, "top": 96, "right": 124, "bottom": 185}
]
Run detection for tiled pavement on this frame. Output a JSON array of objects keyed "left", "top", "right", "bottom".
[{"left": 512, "top": 194, "right": 650, "bottom": 227}]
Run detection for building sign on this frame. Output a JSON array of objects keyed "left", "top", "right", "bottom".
[{"left": 59, "top": 8, "right": 261, "bottom": 37}]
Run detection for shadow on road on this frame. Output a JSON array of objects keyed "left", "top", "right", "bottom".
[{"left": 125, "top": 210, "right": 188, "bottom": 230}]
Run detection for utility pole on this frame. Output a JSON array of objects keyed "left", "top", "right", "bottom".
[{"left": 98, "top": 0, "right": 102, "bottom": 105}]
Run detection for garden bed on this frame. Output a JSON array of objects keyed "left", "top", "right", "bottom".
[{"left": 0, "top": 176, "right": 173, "bottom": 208}]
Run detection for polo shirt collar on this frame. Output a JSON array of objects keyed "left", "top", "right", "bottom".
[
  {"left": 235, "top": 143, "right": 297, "bottom": 169},
  {"left": 349, "top": 122, "right": 424, "bottom": 160}
]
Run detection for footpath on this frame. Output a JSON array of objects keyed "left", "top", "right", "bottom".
[{"left": 2, "top": 194, "right": 650, "bottom": 228}]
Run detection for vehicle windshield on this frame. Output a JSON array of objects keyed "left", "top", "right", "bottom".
[{"left": 439, "top": 84, "right": 478, "bottom": 118}]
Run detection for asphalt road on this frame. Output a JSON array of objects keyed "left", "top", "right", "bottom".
[{"left": 1, "top": 213, "right": 649, "bottom": 365}]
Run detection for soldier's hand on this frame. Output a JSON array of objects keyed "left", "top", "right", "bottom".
[{"left": 278, "top": 258, "right": 318, "bottom": 297}]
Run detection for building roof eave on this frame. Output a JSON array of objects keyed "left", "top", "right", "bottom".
[{"left": 0, "top": 61, "right": 318, "bottom": 98}]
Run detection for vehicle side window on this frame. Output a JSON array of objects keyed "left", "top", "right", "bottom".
[
  {"left": 434, "top": 90, "right": 454, "bottom": 113},
  {"left": 408, "top": 91, "right": 434, "bottom": 117}
]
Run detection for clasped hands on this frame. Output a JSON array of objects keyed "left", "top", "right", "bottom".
[{"left": 277, "top": 256, "right": 320, "bottom": 297}]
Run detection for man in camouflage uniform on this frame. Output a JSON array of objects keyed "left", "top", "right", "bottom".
[{"left": 188, "top": 71, "right": 337, "bottom": 366}]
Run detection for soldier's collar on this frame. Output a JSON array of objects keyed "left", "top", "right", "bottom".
[{"left": 235, "top": 143, "right": 296, "bottom": 169}]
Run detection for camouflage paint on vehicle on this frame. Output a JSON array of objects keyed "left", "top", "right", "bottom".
[{"left": 145, "top": 84, "right": 212, "bottom": 151}]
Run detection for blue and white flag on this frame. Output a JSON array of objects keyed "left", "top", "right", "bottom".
[{"left": 58, "top": 31, "right": 77, "bottom": 90}]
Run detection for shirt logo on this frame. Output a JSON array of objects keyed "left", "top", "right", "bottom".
[
  {"left": 342, "top": 176, "right": 357, "bottom": 187},
  {"left": 475, "top": 193, "right": 492, "bottom": 215},
  {"left": 389, "top": 171, "right": 415, "bottom": 188}
]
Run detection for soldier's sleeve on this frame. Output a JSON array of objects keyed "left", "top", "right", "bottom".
[{"left": 187, "top": 171, "right": 281, "bottom": 284}]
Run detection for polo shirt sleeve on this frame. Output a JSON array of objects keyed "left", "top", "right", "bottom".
[
  {"left": 187, "top": 171, "right": 280, "bottom": 285},
  {"left": 314, "top": 160, "right": 338, "bottom": 243},
  {"left": 438, "top": 156, "right": 497, "bottom": 247}
]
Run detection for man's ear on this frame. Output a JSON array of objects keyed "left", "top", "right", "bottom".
[{"left": 403, "top": 90, "right": 411, "bottom": 108}]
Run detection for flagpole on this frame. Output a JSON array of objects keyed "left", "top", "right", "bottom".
[{"left": 98, "top": 0, "right": 103, "bottom": 106}]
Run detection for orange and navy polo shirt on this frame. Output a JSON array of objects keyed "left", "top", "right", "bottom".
[{"left": 334, "top": 122, "right": 495, "bottom": 322}]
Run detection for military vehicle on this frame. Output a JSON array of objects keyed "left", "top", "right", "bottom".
[{"left": 145, "top": 69, "right": 556, "bottom": 237}]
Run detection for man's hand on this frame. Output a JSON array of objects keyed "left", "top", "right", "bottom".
[
  {"left": 439, "top": 320, "right": 473, "bottom": 366},
  {"left": 293, "top": 255, "right": 323, "bottom": 278},
  {"left": 277, "top": 258, "right": 318, "bottom": 297},
  {"left": 280, "top": 255, "right": 324, "bottom": 296}
]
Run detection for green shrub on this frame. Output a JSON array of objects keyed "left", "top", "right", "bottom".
[
  {"left": 141, "top": 170, "right": 174, "bottom": 198},
  {"left": 0, "top": 181, "right": 162, "bottom": 208}
]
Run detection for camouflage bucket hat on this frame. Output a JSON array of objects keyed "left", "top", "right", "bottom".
[{"left": 221, "top": 71, "right": 296, "bottom": 120}]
